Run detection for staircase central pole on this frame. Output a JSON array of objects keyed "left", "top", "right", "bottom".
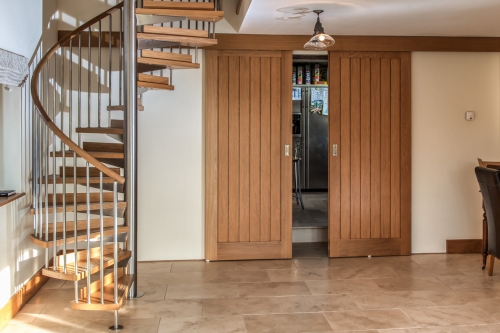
[{"left": 124, "top": 0, "right": 139, "bottom": 299}]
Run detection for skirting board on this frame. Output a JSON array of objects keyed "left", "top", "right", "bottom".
[
  {"left": 446, "top": 239, "right": 482, "bottom": 254},
  {"left": 0, "top": 268, "right": 49, "bottom": 331}
]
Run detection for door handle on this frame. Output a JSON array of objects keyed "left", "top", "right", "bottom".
[
  {"left": 332, "top": 144, "right": 338, "bottom": 156},
  {"left": 285, "top": 145, "right": 290, "bottom": 157}
]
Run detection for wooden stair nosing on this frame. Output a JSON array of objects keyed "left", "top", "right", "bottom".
[
  {"left": 138, "top": 57, "right": 200, "bottom": 70},
  {"left": 136, "top": 8, "right": 224, "bottom": 22},
  {"left": 137, "top": 32, "right": 217, "bottom": 48},
  {"left": 141, "top": 49, "right": 193, "bottom": 64},
  {"left": 138, "top": 73, "right": 170, "bottom": 85},
  {"left": 31, "top": 201, "right": 127, "bottom": 214},
  {"left": 72, "top": 274, "right": 133, "bottom": 311},
  {"left": 143, "top": 0, "right": 214, "bottom": 11},
  {"left": 76, "top": 127, "right": 124, "bottom": 134},
  {"left": 110, "top": 119, "right": 124, "bottom": 128},
  {"left": 78, "top": 269, "right": 123, "bottom": 301},
  {"left": 60, "top": 166, "right": 121, "bottom": 177},
  {"left": 142, "top": 25, "right": 208, "bottom": 39},
  {"left": 30, "top": 226, "right": 129, "bottom": 248},
  {"left": 42, "top": 250, "right": 131, "bottom": 282},
  {"left": 50, "top": 150, "right": 124, "bottom": 159},
  {"left": 138, "top": 81, "right": 174, "bottom": 91}
]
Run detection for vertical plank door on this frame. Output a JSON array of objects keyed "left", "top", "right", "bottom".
[
  {"left": 205, "top": 50, "right": 293, "bottom": 260},
  {"left": 329, "top": 52, "right": 411, "bottom": 257}
]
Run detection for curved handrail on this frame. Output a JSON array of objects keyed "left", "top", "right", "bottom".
[{"left": 31, "top": 2, "right": 125, "bottom": 184}]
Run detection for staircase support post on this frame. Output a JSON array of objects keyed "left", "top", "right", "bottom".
[{"left": 124, "top": 0, "right": 138, "bottom": 299}]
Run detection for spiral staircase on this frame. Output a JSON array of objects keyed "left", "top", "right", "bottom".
[{"left": 29, "top": 0, "right": 223, "bottom": 329}]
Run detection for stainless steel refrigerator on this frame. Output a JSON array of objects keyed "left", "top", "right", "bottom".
[{"left": 292, "top": 86, "right": 328, "bottom": 190}]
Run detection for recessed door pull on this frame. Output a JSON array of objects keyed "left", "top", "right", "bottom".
[
  {"left": 285, "top": 145, "right": 290, "bottom": 157},
  {"left": 332, "top": 144, "right": 338, "bottom": 156}
]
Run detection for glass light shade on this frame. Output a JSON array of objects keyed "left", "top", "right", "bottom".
[
  {"left": 316, "top": 33, "right": 335, "bottom": 47},
  {"left": 304, "top": 39, "right": 327, "bottom": 50}
]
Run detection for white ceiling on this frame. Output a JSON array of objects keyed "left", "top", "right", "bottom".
[{"left": 238, "top": 0, "right": 500, "bottom": 37}]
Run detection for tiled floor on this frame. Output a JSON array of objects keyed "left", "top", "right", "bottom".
[
  {"left": 4, "top": 250, "right": 500, "bottom": 332},
  {"left": 293, "top": 192, "right": 328, "bottom": 227}
]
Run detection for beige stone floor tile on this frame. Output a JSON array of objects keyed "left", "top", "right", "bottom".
[
  {"left": 378, "top": 324, "right": 500, "bottom": 332},
  {"left": 244, "top": 313, "right": 333, "bottom": 333},
  {"left": 33, "top": 303, "right": 114, "bottom": 326},
  {"left": 121, "top": 299, "right": 203, "bottom": 319},
  {"left": 138, "top": 261, "right": 172, "bottom": 274},
  {"left": 410, "top": 254, "right": 480, "bottom": 266},
  {"left": 360, "top": 256, "right": 414, "bottom": 267},
  {"left": 41, "top": 278, "right": 66, "bottom": 289},
  {"left": 421, "top": 289, "right": 500, "bottom": 307},
  {"left": 292, "top": 258, "right": 331, "bottom": 270},
  {"left": 233, "top": 259, "right": 295, "bottom": 271},
  {"left": 401, "top": 305, "right": 496, "bottom": 327},
  {"left": 324, "top": 309, "right": 415, "bottom": 331},
  {"left": 27, "top": 288, "right": 76, "bottom": 305},
  {"left": 202, "top": 270, "right": 271, "bottom": 283},
  {"left": 306, "top": 279, "right": 382, "bottom": 295},
  {"left": 393, "top": 264, "right": 466, "bottom": 278},
  {"left": 138, "top": 271, "right": 205, "bottom": 286},
  {"left": 330, "top": 266, "right": 400, "bottom": 280},
  {"left": 437, "top": 274, "right": 500, "bottom": 290},
  {"left": 351, "top": 291, "right": 437, "bottom": 310},
  {"left": 238, "top": 281, "right": 311, "bottom": 297},
  {"left": 9, "top": 304, "right": 46, "bottom": 323},
  {"left": 136, "top": 284, "right": 167, "bottom": 301},
  {"left": 267, "top": 268, "right": 338, "bottom": 282},
  {"left": 158, "top": 315, "right": 246, "bottom": 333},
  {"left": 202, "top": 297, "right": 282, "bottom": 316},
  {"left": 373, "top": 277, "right": 451, "bottom": 291},
  {"left": 279, "top": 294, "right": 359, "bottom": 313},
  {"left": 69, "top": 317, "right": 160, "bottom": 333},
  {"left": 165, "top": 283, "right": 239, "bottom": 299},
  {"left": 1, "top": 321, "right": 74, "bottom": 333},
  {"left": 170, "top": 261, "right": 235, "bottom": 273}
]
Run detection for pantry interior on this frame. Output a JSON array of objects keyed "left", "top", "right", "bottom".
[{"left": 292, "top": 52, "right": 329, "bottom": 256}]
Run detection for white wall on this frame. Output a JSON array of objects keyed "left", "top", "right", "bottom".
[
  {"left": 412, "top": 52, "right": 500, "bottom": 253},
  {"left": 0, "top": 0, "right": 42, "bottom": 58}
]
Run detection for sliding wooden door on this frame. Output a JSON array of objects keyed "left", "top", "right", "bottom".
[
  {"left": 328, "top": 52, "right": 411, "bottom": 257},
  {"left": 205, "top": 50, "right": 292, "bottom": 260}
]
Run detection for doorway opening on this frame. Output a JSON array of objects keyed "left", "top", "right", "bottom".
[{"left": 291, "top": 53, "right": 329, "bottom": 258}]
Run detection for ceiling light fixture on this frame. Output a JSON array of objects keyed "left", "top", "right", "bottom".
[{"left": 304, "top": 10, "right": 335, "bottom": 50}]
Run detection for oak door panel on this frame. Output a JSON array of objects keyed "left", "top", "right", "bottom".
[
  {"left": 205, "top": 50, "right": 292, "bottom": 260},
  {"left": 329, "top": 51, "right": 411, "bottom": 257}
]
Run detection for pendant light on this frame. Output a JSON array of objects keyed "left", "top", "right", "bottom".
[{"left": 304, "top": 10, "right": 335, "bottom": 50}]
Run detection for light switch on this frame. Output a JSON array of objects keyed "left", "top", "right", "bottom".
[{"left": 465, "top": 111, "right": 475, "bottom": 121}]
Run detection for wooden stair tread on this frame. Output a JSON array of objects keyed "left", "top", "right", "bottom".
[
  {"left": 142, "top": 49, "right": 193, "bottom": 63},
  {"left": 50, "top": 150, "right": 124, "bottom": 159},
  {"left": 83, "top": 142, "right": 123, "bottom": 153},
  {"left": 138, "top": 57, "right": 200, "bottom": 69},
  {"left": 139, "top": 73, "right": 170, "bottom": 85},
  {"left": 137, "top": 33, "right": 217, "bottom": 48},
  {"left": 110, "top": 119, "right": 123, "bottom": 128},
  {"left": 47, "top": 218, "right": 116, "bottom": 233},
  {"left": 76, "top": 127, "right": 124, "bottom": 134},
  {"left": 143, "top": 0, "right": 214, "bottom": 11},
  {"left": 43, "top": 250, "right": 131, "bottom": 281},
  {"left": 136, "top": 8, "right": 224, "bottom": 22},
  {"left": 30, "top": 226, "right": 129, "bottom": 248},
  {"left": 31, "top": 201, "right": 127, "bottom": 214},
  {"left": 40, "top": 175, "right": 118, "bottom": 185},
  {"left": 143, "top": 25, "right": 208, "bottom": 39},
  {"left": 138, "top": 81, "right": 174, "bottom": 91},
  {"left": 72, "top": 274, "right": 133, "bottom": 311},
  {"left": 46, "top": 192, "right": 115, "bottom": 205},
  {"left": 60, "top": 166, "right": 120, "bottom": 177}
]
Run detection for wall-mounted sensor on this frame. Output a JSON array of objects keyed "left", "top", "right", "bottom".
[{"left": 465, "top": 111, "right": 475, "bottom": 121}]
